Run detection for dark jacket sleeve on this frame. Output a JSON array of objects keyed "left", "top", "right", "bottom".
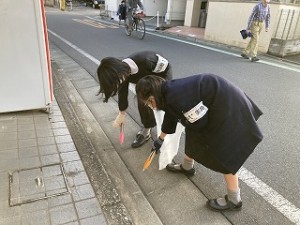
[
  {"left": 118, "top": 80, "right": 129, "bottom": 111},
  {"left": 161, "top": 112, "right": 177, "bottom": 134}
]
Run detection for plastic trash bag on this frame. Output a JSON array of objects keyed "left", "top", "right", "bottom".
[{"left": 153, "top": 110, "right": 185, "bottom": 170}]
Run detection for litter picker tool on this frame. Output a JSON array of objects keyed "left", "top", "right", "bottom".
[
  {"left": 143, "top": 150, "right": 156, "bottom": 171},
  {"left": 119, "top": 123, "right": 124, "bottom": 144}
]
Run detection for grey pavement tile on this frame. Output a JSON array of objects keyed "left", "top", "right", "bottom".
[
  {"left": 35, "top": 123, "right": 52, "bottom": 130},
  {"left": 66, "top": 171, "right": 90, "bottom": 187},
  {"left": 21, "top": 210, "right": 50, "bottom": 225},
  {"left": 70, "top": 184, "right": 95, "bottom": 202},
  {"left": 53, "top": 128, "right": 70, "bottom": 136},
  {"left": 19, "top": 146, "right": 39, "bottom": 158},
  {"left": 55, "top": 135, "right": 73, "bottom": 144},
  {"left": 18, "top": 130, "right": 36, "bottom": 140},
  {"left": 0, "top": 149, "right": 18, "bottom": 160},
  {"left": 48, "top": 194, "right": 73, "bottom": 208},
  {"left": 63, "top": 161, "right": 85, "bottom": 175},
  {"left": 19, "top": 168, "right": 42, "bottom": 183},
  {"left": 19, "top": 156, "right": 41, "bottom": 169},
  {"left": 16, "top": 111, "right": 34, "bottom": 117},
  {"left": 17, "top": 117, "right": 34, "bottom": 125},
  {"left": 39, "top": 145, "right": 58, "bottom": 156},
  {"left": 50, "top": 111, "right": 62, "bottom": 117},
  {"left": 75, "top": 198, "right": 102, "bottom": 219},
  {"left": 21, "top": 199, "right": 49, "bottom": 213},
  {"left": 19, "top": 180, "right": 45, "bottom": 196},
  {"left": 38, "top": 137, "right": 56, "bottom": 146},
  {"left": 61, "top": 221, "right": 79, "bottom": 225},
  {"left": 0, "top": 124, "right": 17, "bottom": 133},
  {"left": 42, "top": 165, "right": 62, "bottom": 178},
  {"left": 17, "top": 124, "right": 34, "bottom": 131},
  {"left": 49, "top": 204, "right": 78, "bottom": 225},
  {"left": 18, "top": 139, "right": 37, "bottom": 148},
  {"left": 0, "top": 113, "right": 17, "bottom": 120},
  {"left": 0, "top": 215, "right": 21, "bottom": 225},
  {"left": 36, "top": 128, "right": 54, "bottom": 138},
  {"left": 0, "top": 171, "right": 8, "bottom": 182},
  {"left": 50, "top": 116, "right": 65, "bottom": 123},
  {"left": 47, "top": 188, "right": 68, "bottom": 196},
  {"left": 0, "top": 119, "right": 17, "bottom": 126},
  {"left": 0, "top": 139, "right": 18, "bottom": 151},
  {"left": 51, "top": 122, "right": 67, "bottom": 129},
  {"left": 0, "top": 182, "right": 9, "bottom": 202},
  {"left": 80, "top": 214, "right": 107, "bottom": 225},
  {"left": 41, "top": 154, "right": 61, "bottom": 166},
  {"left": 60, "top": 151, "right": 80, "bottom": 163},
  {"left": 34, "top": 116, "right": 50, "bottom": 125},
  {"left": 0, "top": 159, "right": 19, "bottom": 172},
  {"left": 44, "top": 175, "right": 66, "bottom": 192},
  {"left": 0, "top": 132, "right": 17, "bottom": 141},
  {"left": 57, "top": 143, "right": 76, "bottom": 153},
  {"left": 0, "top": 200, "right": 21, "bottom": 219}
]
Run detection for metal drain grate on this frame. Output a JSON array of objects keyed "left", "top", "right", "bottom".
[{"left": 9, "top": 163, "right": 69, "bottom": 206}]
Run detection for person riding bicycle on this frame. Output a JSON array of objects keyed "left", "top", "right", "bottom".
[{"left": 126, "top": 0, "right": 144, "bottom": 35}]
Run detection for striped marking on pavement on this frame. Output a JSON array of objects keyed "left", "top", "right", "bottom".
[
  {"left": 73, "top": 18, "right": 119, "bottom": 29},
  {"left": 48, "top": 29, "right": 300, "bottom": 225}
]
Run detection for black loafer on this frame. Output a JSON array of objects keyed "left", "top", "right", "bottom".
[
  {"left": 131, "top": 133, "right": 151, "bottom": 148},
  {"left": 241, "top": 53, "right": 249, "bottom": 59},
  {"left": 251, "top": 57, "right": 260, "bottom": 62},
  {"left": 207, "top": 195, "right": 242, "bottom": 212},
  {"left": 166, "top": 163, "right": 196, "bottom": 176}
]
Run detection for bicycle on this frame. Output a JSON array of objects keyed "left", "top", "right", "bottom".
[{"left": 125, "top": 10, "right": 146, "bottom": 40}]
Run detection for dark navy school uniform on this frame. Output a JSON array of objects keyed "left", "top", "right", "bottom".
[
  {"left": 160, "top": 74, "right": 263, "bottom": 174},
  {"left": 118, "top": 51, "right": 172, "bottom": 128}
]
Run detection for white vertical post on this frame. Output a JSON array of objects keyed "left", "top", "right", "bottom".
[{"left": 156, "top": 11, "right": 160, "bottom": 28}]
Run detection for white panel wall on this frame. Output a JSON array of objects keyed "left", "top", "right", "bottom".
[{"left": 0, "top": 0, "right": 52, "bottom": 112}]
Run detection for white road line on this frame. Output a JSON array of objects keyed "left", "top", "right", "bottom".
[
  {"left": 48, "top": 29, "right": 100, "bottom": 65},
  {"left": 48, "top": 29, "right": 300, "bottom": 224}
]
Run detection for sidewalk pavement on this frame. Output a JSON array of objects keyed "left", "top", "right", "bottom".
[{"left": 0, "top": 101, "right": 107, "bottom": 225}]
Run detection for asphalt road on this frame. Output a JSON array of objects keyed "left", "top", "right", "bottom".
[{"left": 46, "top": 6, "right": 300, "bottom": 225}]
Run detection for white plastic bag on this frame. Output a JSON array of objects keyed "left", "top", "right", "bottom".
[{"left": 153, "top": 110, "right": 185, "bottom": 170}]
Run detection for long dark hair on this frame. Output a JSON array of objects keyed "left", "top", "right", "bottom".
[
  {"left": 136, "top": 75, "right": 166, "bottom": 109},
  {"left": 97, "top": 57, "right": 130, "bottom": 102}
]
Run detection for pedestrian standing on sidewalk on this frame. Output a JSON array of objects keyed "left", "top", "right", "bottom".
[
  {"left": 117, "top": 0, "right": 126, "bottom": 25},
  {"left": 241, "top": 0, "right": 271, "bottom": 62},
  {"left": 97, "top": 51, "right": 172, "bottom": 148},
  {"left": 136, "top": 74, "right": 263, "bottom": 211}
]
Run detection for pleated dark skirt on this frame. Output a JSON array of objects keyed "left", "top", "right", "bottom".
[{"left": 184, "top": 129, "right": 232, "bottom": 174}]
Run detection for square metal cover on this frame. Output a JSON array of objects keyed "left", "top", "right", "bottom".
[{"left": 9, "top": 163, "right": 69, "bottom": 206}]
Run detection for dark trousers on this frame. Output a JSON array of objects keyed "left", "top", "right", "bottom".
[{"left": 138, "top": 99, "right": 156, "bottom": 128}]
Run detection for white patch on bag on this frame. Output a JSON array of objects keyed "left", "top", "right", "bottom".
[
  {"left": 183, "top": 101, "right": 208, "bottom": 123},
  {"left": 153, "top": 54, "right": 168, "bottom": 73}
]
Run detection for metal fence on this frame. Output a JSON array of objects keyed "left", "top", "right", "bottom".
[{"left": 273, "top": 9, "right": 300, "bottom": 40}]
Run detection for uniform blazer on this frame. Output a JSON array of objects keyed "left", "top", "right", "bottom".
[
  {"left": 118, "top": 51, "right": 172, "bottom": 111},
  {"left": 161, "top": 74, "right": 263, "bottom": 173}
]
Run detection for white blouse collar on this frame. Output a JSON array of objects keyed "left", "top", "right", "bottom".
[{"left": 122, "top": 58, "right": 138, "bottom": 74}]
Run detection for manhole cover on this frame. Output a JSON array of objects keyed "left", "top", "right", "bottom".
[{"left": 9, "top": 163, "right": 69, "bottom": 206}]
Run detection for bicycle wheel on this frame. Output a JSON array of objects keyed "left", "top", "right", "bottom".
[{"left": 135, "top": 18, "right": 145, "bottom": 40}]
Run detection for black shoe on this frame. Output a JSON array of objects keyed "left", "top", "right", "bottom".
[
  {"left": 251, "top": 57, "right": 260, "bottom": 62},
  {"left": 131, "top": 133, "right": 151, "bottom": 148},
  {"left": 207, "top": 195, "right": 242, "bottom": 212},
  {"left": 241, "top": 53, "right": 249, "bottom": 59},
  {"left": 166, "top": 163, "right": 196, "bottom": 176}
]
